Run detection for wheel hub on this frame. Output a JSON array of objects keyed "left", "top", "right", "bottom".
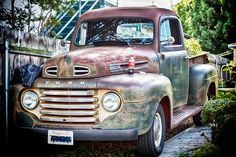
[{"left": 153, "top": 112, "right": 162, "bottom": 148}]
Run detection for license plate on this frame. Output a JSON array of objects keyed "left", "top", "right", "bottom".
[{"left": 48, "top": 130, "right": 73, "bottom": 145}]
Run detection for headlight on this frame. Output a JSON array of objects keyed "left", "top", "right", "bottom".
[
  {"left": 21, "top": 91, "right": 39, "bottom": 110},
  {"left": 102, "top": 93, "right": 121, "bottom": 112}
]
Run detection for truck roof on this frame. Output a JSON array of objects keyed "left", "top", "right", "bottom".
[{"left": 79, "top": 7, "right": 177, "bottom": 21}]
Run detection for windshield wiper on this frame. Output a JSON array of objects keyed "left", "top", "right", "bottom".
[{"left": 92, "top": 39, "right": 132, "bottom": 46}]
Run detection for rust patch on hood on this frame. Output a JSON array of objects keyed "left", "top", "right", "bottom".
[{"left": 42, "top": 46, "right": 159, "bottom": 78}]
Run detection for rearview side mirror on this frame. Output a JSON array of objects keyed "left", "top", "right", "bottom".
[
  {"left": 160, "top": 36, "right": 175, "bottom": 46},
  {"left": 167, "top": 36, "right": 175, "bottom": 45}
]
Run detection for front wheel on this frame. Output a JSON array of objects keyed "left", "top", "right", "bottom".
[
  {"left": 137, "top": 104, "right": 166, "bottom": 157},
  {"left": 193, "top": 111, "right": 202, "bottom": 126}
]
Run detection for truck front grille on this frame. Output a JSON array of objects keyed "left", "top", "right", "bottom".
[{"left": 39, "top": 89, "right": 99, "bottom": 124}]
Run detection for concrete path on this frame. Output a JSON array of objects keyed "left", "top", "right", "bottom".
[{"left": 160, "top": 126, "right": 211, "bottom": 157}]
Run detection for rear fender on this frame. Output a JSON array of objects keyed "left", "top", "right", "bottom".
[{"left": 188, "top": 64, "right": 218, "bottom": 105}]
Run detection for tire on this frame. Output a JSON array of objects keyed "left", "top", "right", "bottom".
[
  {"left": 137, "top": 104, "right": 166, "bottom": 157},
  {"left": 193, "top": 90, "right": 214, "bottom": 126},
  {"left": 193, "top": 111, "right": 202, "bottom": 126}
]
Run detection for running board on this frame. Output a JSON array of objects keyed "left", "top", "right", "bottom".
[{"left": 172, "top": 105, "right": 202, "bottom": 129}]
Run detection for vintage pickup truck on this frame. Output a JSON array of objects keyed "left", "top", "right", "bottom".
[{"left": 12, "top": 7, "right": 218, "bottom": 156}]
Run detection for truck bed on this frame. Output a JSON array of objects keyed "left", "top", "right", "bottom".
[{"left": 189, "top": 52, "right": 209, "bottom": 65}]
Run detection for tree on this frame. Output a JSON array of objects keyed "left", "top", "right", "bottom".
[
  {"left": 175, "top": 0, "right": 236, "bottom": 54},
  {"left": 0, "top": 0, "right": 76, "bottom": 35},
  {"left": 0, "top": 0, "right": 29, "bottom": 30}
]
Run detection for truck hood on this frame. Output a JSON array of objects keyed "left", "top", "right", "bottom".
[{"left": 42, "top": 46, "right": 159, "bottom": 79}]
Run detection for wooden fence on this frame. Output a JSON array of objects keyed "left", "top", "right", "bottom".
[
  {"left": 0, "top": 52, "right": 49, "bottom": 86},
  {"left": 0, "top": 29, "right": 70, "bottom": 86}
]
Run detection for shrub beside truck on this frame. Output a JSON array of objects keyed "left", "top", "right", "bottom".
[{"left": 11, "top": 7, "right": 217, "bottom": 156}]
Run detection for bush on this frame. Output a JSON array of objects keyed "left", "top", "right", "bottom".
[
  {"left": 201, "top": 99, "right": 236, "bottom": 154},
  {"left": 184, "top": 38, "right": 202, "bottom": 56},
  {"left": 178, "top": 152, "right": 190, "bottom": 157},
  {"left": 192, "top": 143, "right": 222, "bottom": 157},
  {"left": 217, "top": 90, "right": 236, "bottom": 101}
]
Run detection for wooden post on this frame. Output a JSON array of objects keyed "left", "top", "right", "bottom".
[{"left": 228, "top": 43, "right": 236, "bottom": 60}]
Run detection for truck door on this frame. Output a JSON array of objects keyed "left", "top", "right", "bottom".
[{"left": 159, "top": 16, "right": 189, "bottom": 107}]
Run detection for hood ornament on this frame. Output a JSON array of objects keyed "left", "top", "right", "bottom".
[{"left": 128, "top": 57, "right": 135, "bottom": 74}]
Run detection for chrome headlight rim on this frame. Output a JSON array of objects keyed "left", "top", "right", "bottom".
[
  {"left": 102, "top": 92, "right": 121, "bottom": 112},
  {"left": 21, "top": 91, "right": 39, "bottom": 110}
]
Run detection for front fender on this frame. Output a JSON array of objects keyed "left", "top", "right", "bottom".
[
  {"left": 96, "top": 73, "right": 173, "bottom": 135},
  {"left": 188, "top": 64, "right": 218, "bottom": 105}
]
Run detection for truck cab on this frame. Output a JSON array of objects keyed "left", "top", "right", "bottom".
[{"left": 12, "top": 7, "right": 218, "bottom": 156}]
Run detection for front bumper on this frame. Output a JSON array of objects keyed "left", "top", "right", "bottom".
[{"left": 16, "top": 127, "right": 138, "bottom": 141}]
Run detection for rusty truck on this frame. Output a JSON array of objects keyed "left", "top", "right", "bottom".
[{"left": 11, "top": 7, "right": 218, "bottom": 156}]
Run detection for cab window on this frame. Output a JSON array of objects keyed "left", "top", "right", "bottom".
[{"left": 160, "top": 17, "right": 184, "bottom": 51}]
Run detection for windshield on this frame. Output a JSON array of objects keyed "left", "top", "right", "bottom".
[{"left": 75, "top": 18, "right": 154, "bottom": 46}]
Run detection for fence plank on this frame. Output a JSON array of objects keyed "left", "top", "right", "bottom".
[
  {"left": 0, "top": 29, "right": 70, "bottom": 86},
  {"left": 0, "top": 52, "right": 49, "bottom": 86}
]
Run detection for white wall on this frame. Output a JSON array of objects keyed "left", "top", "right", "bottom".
[{"left": 117, "top": 0, "right": 172, "bottom": 9}]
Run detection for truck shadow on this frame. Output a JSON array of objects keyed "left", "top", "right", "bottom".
[{"left": 1, "top": 118, "right": 193, "bottom": 157}]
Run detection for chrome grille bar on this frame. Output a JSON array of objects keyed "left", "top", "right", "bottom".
[
  {"left": 40, "top": 97, "right": 98, "bottom": 103},
  {"left": 40, "top": 103, "right": 98, "bottom": 109},
  {"left": 39, "top": 89, "right": 99, "bottom": 124},
  {"left": 42, "top": 90, "right": 96, "bottom": 96},
  {"left": 40, "top": 109, "right": 97, "bottom": 116},
  {"left": 40, "top": 116, "right": 98, "bottom": 123}
]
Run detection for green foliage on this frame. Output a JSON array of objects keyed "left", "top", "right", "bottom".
[
  {"left": 0, "top": 0, "right": 30, "bottom": 31},
  {"left": 224, "top": 59, "right": 236, "bottom": 77},
  {"left": 192, "top": 143, "right": 222, "bottom": 157},
  {"left": 217, "top": 90, "right": 236, "bottom": 101},
  {"left": 184, "top": 38, "right": 202, "bottom": 56},
  {"left": 223, "top": 59, "right": 236, "bottom": 73},
  {"left": 10, "top": 46, "right": 53, "bottom": 56},
  {"left": 175, "top": 0, "right": 236, "bottom": 54},
  {"left": 201, "top": 99, "right": 233, "bottom": 124},
  {"left": 0, "top": 0, "right": 76, "bottom": 34},
  {"left": 178, "top": 152, "right": 190, "bottom": 157},
  {"left": 201, "top": 99, "right": 236, "bottom": 154}
]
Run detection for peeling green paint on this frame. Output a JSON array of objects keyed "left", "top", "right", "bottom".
[
  {"left": 188, "top": 64, "right": 218, "bottom": 105},
  {"left": 64, "top": 55, "right": 72, "bottom": 65},
  {"left": 96, "top": 100, "right": 158, "bottom": 135}
]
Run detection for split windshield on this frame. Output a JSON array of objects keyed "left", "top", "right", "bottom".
[{"left": 75, "top": 18, "right": 154, "bottom": 46}]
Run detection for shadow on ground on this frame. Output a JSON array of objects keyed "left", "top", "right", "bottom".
[{"left": 1, "top": 118, "right": 194, "bottom": 157}]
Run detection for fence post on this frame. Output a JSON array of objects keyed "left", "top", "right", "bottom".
[{"left": 3, "top": 33, "right": 9, "bottom": 145}]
